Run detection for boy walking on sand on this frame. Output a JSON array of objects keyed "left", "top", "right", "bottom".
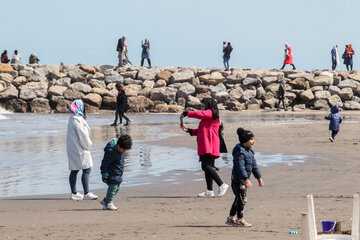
[
  {"left": 100, "top": 135, "right": 133, "bottom": 210},
  {"left": 226, "top": 127, "right": 264, "bottom": 227},
  {"left": 325, "top": 105, "right": 342, "bottom": 142}
]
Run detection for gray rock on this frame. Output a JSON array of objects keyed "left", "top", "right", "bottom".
[
  {"left": 93, "top": 72, "right": 105, "bottom": 80},
  {"left": 0, "top": 73, "right": 14, "bottom": 83},
  {"left": 285, "top": 92, "right": 297, "bottom": 101},
  {"left": 214, "top": 92, "right": 230, "bottom": 103},
  {"left": 314, "top": 91, "right": 331, "bottom": 100},
  {"left": 69, "top": 82, "right": 92, "bottom": 94},
  {"left": 210, "top": 83, "right": 226, "bottom": 97},
  {"left": 242, "top": 77, "right": 260, "bottom": 86},
  {"left": 177, "top": 97, "right": 186, "bottom": 107},
  {"left": 265, "top": 83, "right": 280, "bottom": 93},
  {"left": 63, "top": 89, "right": 85, "bottom": 101},
  {"left": 28, "top": 74, "right": 47, "bottom": 82},
  {"left": 329, "top": 86, "right": 341, "bottom": 95},
  {"left": 246, "top": 98, "right": 262, "bottom": 110},
  {"left": 328, "top": 95, "right": 343, "bottom": 107},
  {"left": 311, "top": 86, "right": 323, "bottom": 92},
  {"left": 309, "top": 76, "right": 333, "bottom": 86},
  {"left": 338, "top": 88, "right": 353, "bottom": 101},
  {"left": 229, "top": 87, "right": 243, "bottom": 100},
  {"left": 138, "top": 87, "right": 152, "bottom": 97},
  {"left": 48, "top": 86, "right": 68, "bottom": 96},
  {"left": 313, "top": 99, "right": 329, "bottom": 110},
  {"left": 262, "top": 76, "right": 278, "bottom": 86},
  {"left": 256, "top": 86, "right": 266, "bottom": 99},
  {"left": 11, "top": 70, "right": 18, "bottom": 78},
  {"left": 300, "top": 89, "right": 315, "bottom": 101},
  {"left": 293, "top": 104, "right": 306, "bottom": 111},
  {"left": 137, "top": 68, "right": 158, "bottom": 81},
  {"left": 34, "top": 66, "right": 51, "bottom": 77},
  {"left": 224, "top": 74, "right": 243, "bottom": 84},
  {"left": 120, "top": 71, "right": 138, "bottom": 79},
  {"left": 241, "top": 89, "right": 257, "bottom": 102},
  {"left": 123, "top": 78, "right": 142, "bottom": 85},
  {"left": 50, "top": 70, "right": 63, "bottom": 80},
  {"left": 18, "top": 65, "right": 34, "bottom": 71},
  {"left": 333, "top": 76, "right": 341, "bottom": 86},
  {"left": 0, "top": 84, "right": 18, "bottom": 100},
  {"left": 128, "top": 96, "right": 154, "bottom": 112},
  {"left": 124, "top": 84, "right": 142, "bottom": 96},
  {"left": 171, "top": 70, "right": 195, "bottom": 83},
  {"left": 101, "top": 96, "right": 117, "bottom": 109},
  {"left": 186, "top": 95, "right": 201, "bottom": 109},
  {"left": 55, "top": 99, "right": 72, "bottom": 113},
  {"left": 225, "top": 100, "right": 245, "bottom": 111},
  {"left": 263, "top": 98, "right": 277, "bottom": 108},
  {"left": 19, "top": 81, "right": 48, "bottom": 100},
  {"left": 155, "top": 80, "right": 167, "bottom": 88},
  {"left": 5, "top": 99, "right": 28, "bottom": 112},
  {"left": 338, "top": 79, "right": 360, "bottom": 90},
  {"left": 196, "top": 85, "right": 211, "bottom": 94},
  {"left": 266, "top": 71, "right": 284, "bottom": 78},
  {"left": 92, "top": 88, "right": 109, "bottom": 96},
  {"left": 177, "top": 82, "right": 196, "bottom": 99},
  {"left": 104, "top": 75, "right": 124, "bottom": 85},
  {"left": 168, "top": 105, "right": 184, "bottom": 113},
  {"left": 142, "top": 80, "right": 155, "bottom": 89},
  {"left": 319, "top": 71, "right": 334, "bottom": 78},
  {"left": 68, "top": 68, "right": 87, "bottom": 83},
  {"left": 149, "top": 87, "right": 177, "bottom": 104},
  {"left": 95, "top": 65, "right": 115, "bottom": 73},
  {"left": 88, "top": 79, "right": 106, "bottom": 89},
  {"left": 344, "top": 101, "right": 360, "bottom": 110},
  {"left": 13, "top": 76, "right": 28, "bottom": 87},
  {"left": 289, "top": 78, "right": 307, "bottom": 89},
  {"left": 30, "top": 98, "right": 51, "bottom": 113},
  {"left": 197, "top": 68, "right": 211, "bottom": 76},
  {"left": 83, "top": 93, "right": 102, "bottom": 107},
  {"left": 55, "top": 77, "right": 71, "bottom": 87},
  {"left": 19, "top": 70, "right": 33, "bottom": 78},
  {"left": 288, "top": 73, "right": 314, "bottom": 81}
]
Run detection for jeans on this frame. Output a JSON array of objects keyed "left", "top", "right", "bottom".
[
  {"left": 200, "top": 154, "right": 223, "bottom": 191},
  {"left": 332, "top": 62, "right": 337, "bottom": 71},
  {"left": 69, "top": 168, "right": 91, "bottom": 194},
  {"left": 229, "top": 181, "right": 247, "bottom": 218},
  {"left": 331, "top": 130, "right": 338, "bottom": 139},
  {"left": 141, "top": 58, "right": 151, "bottom": 67},
  {"left": 118, "top": 51, "right": 123, "bottom": 67},
  {"left": 113, "top": 107, "right": 130, "bottom": 125},
  {"left": 105, "top": 183, "right": 121, "bottom": 202},
  {"left": 346, "top": 64, "right": 353, "bottom": 71},
  {"left": 277, "top": 98, "right": 286, "bottom": 109},
  {"left": 223, "top": 57, "right": 230, "bottom": 70}
]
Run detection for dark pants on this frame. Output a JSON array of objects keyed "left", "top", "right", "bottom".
[
  {"left": 277, "top": 98, "right": 286, "bottom": 109},
  {"left": 69, "top": 168, "right": 91, "bottom": 194},
  {"left": 223, "top": 57, "right": 230, "bottom": 70},
  {"left": 229, "top": 181, "right": 247, "bottom": 218},
  {"left": 281, "top": 64, "right": 296, "bottom": 70},
  {"left": 200, "top": 154, "right": 223, "bottom": 191},
  {"left": 346, "top": 64, "right": 353, "bottom": 71},
  {"left": 332, "top": 62, "right": 337, "bottom": 70},
  {"left": 141, "top": 58, "right": 151, "bottom": 67},
  {"left": 113, "top": 108, "right": 130, "bottom": 125},
  {"left": 331, "top": 130, "right": 338, "bottom": 139}
]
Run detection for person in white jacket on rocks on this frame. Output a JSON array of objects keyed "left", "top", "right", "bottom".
[{"left": 66, "top": 100, "right": 98, "bottom": 200}]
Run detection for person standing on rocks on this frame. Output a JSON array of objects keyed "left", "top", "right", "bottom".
[
  {"left": 10, "top": 50, "right": 21, "bottom": 64},
  {"left": 223, "top": 42, "right": 233, "bottom": 71},
  {"left": 1, "top": 50, "right": 10, "bottom": 63},
  {"left": 331, "top": 45, "right": 339, "bottom": 71},
  {"left": 111, "top": 83, "right": 130, "bottom": 126},
  {"left": 29, "top": 53, "right": 39, "bottom": 64},
  {"left": 67, "top": 99, "right": 98, "bottom": 201},
  {"left": 280, "top": 43, "right": 296, "bottom": 70},
  {"left": 276, "top": 80, "right": 287, "bottom": 110},
  {"left": 116, "top": 36, "right": 126, "bottom": 68},
  {"left": 180, "top": 98, "right": 229, "bottom": 198},
  {"left": 344, "top": 44, "right": 355, "bottom": 72},
  {"left": 141, "top": 39, "right": 151, "bottom": 67}
]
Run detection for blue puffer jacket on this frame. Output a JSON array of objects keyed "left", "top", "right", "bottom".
[
  {"left": 325, "top": 105, "right": 342, "bottom": 131},
  {"left": 231, "top": 143, "right": 262, "bottom": 184},
  {"left": 100, "top": 138, "right": 125, "bottom": 184}
]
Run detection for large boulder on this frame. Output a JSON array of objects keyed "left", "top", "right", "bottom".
[
  {"left": 92, "top": 88, "right": 109, "bottom": 96},
  {"left": 338, "top": 88, "right": 353, "bottom": 101},
  {"left": 300, "top": 89, "right": 315, "bottom": 101},
  {"left": 0, "top": 84, "right": 18, "bottom": 100},
  {"left": 5, "top": 99, "right": 28, "bottom": 112},
  {"left": 149, "top": 87, "right": 177, "bottom": 104},
  {"left": 329, "top": 86, "right": 341, "bottom": 95},
  {"left": 338, "top": 79, "right": 360, "bottom": 90},
  {"left": 344, "top": 101, "right": 360, "bottom": 110},
  {"left": 55, "top": 77, "right": 71, "bottom": 87},
  {"left": 156, "top": 70, "right": 172, "bottom": 82},
  {"left": 313, "top": 99, "right": 329, "bottom": 110},
  {"left": 243, "top": 77, "right": 260, "bottom": 86},
  {"left": 68, "top": 68, "right": 87, "bottom": 83},
  {"left": 200, "top": 72, "right": 225, "bottom": 85},
  {"left": 225, "top": 100, "right": 246, "bottom": 111},
  {"left": 263, "top": 98, "right": 278, "bottom": 108},
  {"left": 93, "top": 72, "right": 105, "bottom": 80},
  {"left": 289, "top": 78, "right": 307, "bottom": 89},
  {"left": 101, "top": 96, "right": 117, "bottom": 109},
  {"left": 55, "top": 99, "right": 72, "bottom": 113},
  {"left": 48, "top": 86, "right": 68, "bottom": 96},
  {"left": 128, "top": 96, "right": 154, "bottom": 112},
  {"left": 0, "top": 73, "right": 14, "bottom": 83},
  {"left": 88, "top": 79, "right": 106, "bottom": 89},
  {"left": 142, "top": 80, "right": 155, "bottom": 89},
  {"left": 241, "top": 89, "right": 257, "bottom": 102},
  {"left": 83, "top": 93, "right": 102, "bottom": 107},
  {"left": 63, "top": 89, "right": 85, "bottom": 101},
  {"left": 288, "top": 72, "right": 314, "bottom": 81},
  {"left": 210, "top": 83, "right": 226, "bottom": 97},
  {"left": 186, "top": 95, "right": 201, "bottom": 109},
  {"left": 167, "top": 105, "right": 184, "bottom": 113},
  {"left": 69, "top": 82, "right": 92, "bottom": 94},
  {"left": 104, "top": 74, "right": 123, "bottom": 85},
  {"left": 328, "top": 95, "right": 343, "bottom": 107},
  {"left": 30, "top": 98, "right": 51, "bottom": 113},
  {"left": 224, "top": 74, "right": 243, "bottom": 84},
  {"left": 19, "top": 81, "right": 48, "bottom": 100},
  {"left": 138, "top": 86, "right": 152, "bottom": 97},
  {"left": 262, "top": 77, "right": 278, "bottom": 86},
  {"left": 34, "top": 66, "right": 51, "bottom": 77},
  {"left": 12, "top": 76, "right": 28, "bottom": 87},
  {"left": 137, "top": 68, "right": 158, "bottom": 81},
  {"left": 349, "top": 73, "right": 360, "bottom": 82},
  {"left": 120, "top": 71, "right": 138, "bottom": 79},
  {"left": 171, "top": 70, "right": 195, "bottom": 83},
  {"left": 155, "top": 80, "right": 167, "bottom": 88},
  {"left": 309, "top": 76, "right": 333, "bottom": 86},
  {"left": 196, "top": 85, "right": 211, "bottom": 94},
  {"left": 246, "top": 99, "right": 262, "bottom": 110},
  {"left": 177, "top": 82, "right": 196, "bottom": 99},
  {"left": 215, "top": 92, "right": 230, "bottom": 103},
  {"left": 79, "top": 65, "right": 96, "bottom": 74},
  {"left": 314, "top": 90, "right": 331, "bottom": 100},
  {"left": 124, "top": 84, "right": 142, "bottom": 96},
  {"left": 124, "top": 78, "right": 142, "bottom": 85},
  {"left": 265, "top": 83, "right": 280, "bottom": 93},
  {"left": 229, "top": 87, "right": 243, "bottom": 100}
]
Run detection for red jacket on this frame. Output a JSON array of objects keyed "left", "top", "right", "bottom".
[
  {"left": 188, "top": 109, "right": 220, "bottom": 160},
  {"left": 283, "top": 46, "right": 294, "bottom": 65}
]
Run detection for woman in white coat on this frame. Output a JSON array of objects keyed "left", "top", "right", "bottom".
[{"left": 67, "top": 100, "right": 98, "bottom": 200}]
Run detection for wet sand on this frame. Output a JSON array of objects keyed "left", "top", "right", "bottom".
[{"left": 2, "top": 111, "right": 360, "bottom": 239}]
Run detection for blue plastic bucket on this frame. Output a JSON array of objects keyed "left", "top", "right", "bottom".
[{"left": 321, "top": 221, "right": 336, "bottom": 233}]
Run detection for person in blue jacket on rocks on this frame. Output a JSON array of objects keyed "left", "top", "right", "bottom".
[
  {"left": 225, "top": 127, "right": 264, "bottom": 227},
  {"left": 325, "top": 105, "right": 342, "bottom": 142},
  {"left": 100, "top": 134, "right": 133, "bottom": 210}
]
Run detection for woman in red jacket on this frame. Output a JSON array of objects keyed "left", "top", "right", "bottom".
[
  {"left": 180, "top": 98, "right": 229, "bottom": 198},
  {"left": 280, "top": 43, "right": 296, "bottom": 70}
]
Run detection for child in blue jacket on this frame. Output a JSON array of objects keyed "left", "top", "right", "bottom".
[
  {"left": 100, "top": 134, "right": 132, "bottom": 210},
  {"left": 226, "top": 127, "right": 264, "bottom": 227},
  {"left": 325, "top": 105, "right": 342, "bottom": 142}
]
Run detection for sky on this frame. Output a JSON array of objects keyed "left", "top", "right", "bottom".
[{"left": 1, "top": 0, "right": 359, "bottom": 70}]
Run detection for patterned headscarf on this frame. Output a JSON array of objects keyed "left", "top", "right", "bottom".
[{"left": 69, "top": 99, "right": 84, "bottom": 117}]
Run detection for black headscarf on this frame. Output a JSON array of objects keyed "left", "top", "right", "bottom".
[{"left": 201, "top": 98, "right": 219, "bottom": 120}]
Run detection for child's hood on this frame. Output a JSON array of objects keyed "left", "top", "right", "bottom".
[
  {"left": 331, "top": 105, "right": 339, "bottom": 114},
  {"left": 232, "top": 143, "right": 251, "bottom": 156},
  {"left": 104, "top": 138, "right": 120, "bottom": 152}
]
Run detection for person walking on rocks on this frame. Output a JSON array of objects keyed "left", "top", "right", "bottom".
[
  {"left": 67, "top": 100, "right": 98, "bottom": 201},
  {"left": 331, "top": 45, "right": 339, "bottom": 71},
  {"left": 1, "top": 50, "right": 10, "bottom": 63},
  {"left": 29, "top": 53, "right": 39, "bottom": 64},
  {"left": 276, "top": 80, "right": 287, "bottom": 110},
  {"left": 343, "top": 44, "right": 355, "bottom": 72},
  {"left": 111, "top": 83, "right": 130, "bottom": 126},
  {"left": 10, "top": 50, "right": 21, "bottom": 64},
  {"left": 116, "top": 36, "right": 126, "bottom": 67},
  {"left": 180, "top": 98, "right": 229, "bottom": 198},
  {"left": 325, "top": 105, "right": 342, "bottom": 142},
  {"left": 225, "top": 127, "right": 263, "bottom": 227},
  {"left": 141, "top": 39, "right": 151, "bottom": 67},
  {"left": 280, "top": 43, "right": 296, "bottom": 70},
  {"left": 223, "top": 42, "right": 233, "bottom": 71}
]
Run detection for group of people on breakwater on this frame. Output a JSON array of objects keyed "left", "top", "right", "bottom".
[
  {"left": 115, "top": 36, "right": 151, "bottom": 68},
  {"left": 1, "top": 50, "right": 40, "bottom": 65}
]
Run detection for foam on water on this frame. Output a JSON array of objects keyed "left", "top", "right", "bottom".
[{"left": 0, "top": 106, "right": 11, "bottom": 120}]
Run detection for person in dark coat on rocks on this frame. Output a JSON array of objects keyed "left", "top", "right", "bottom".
[
  {"left": 29, "top": 53, "right": 39, "bottom": 64},
  {"left": 276, "top": 80, "right": 287, "bottom": 110},
  {"left": 116, "top": 36, "right": 126, "bottom": 67},
  {"left": 223, "top": 42, "right": 233, "bottom": 70},
  {"left": 1, "top": 50, "right": 10, "bottom": 63},
  {"left": 325, "top": 105, "right": 342, "bottom": 142},
  {"left": 111, "top": 83, "right": 130, "bottom": 126}
]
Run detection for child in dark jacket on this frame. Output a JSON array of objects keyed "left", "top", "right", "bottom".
[
  {"left": 100, "top": 135, "right": 132, "bottom": 210},
  {"left": 226, "top": 127, "right": 264, "bottom": 227},
  {"left": 325, "top": 105, "right": 342, "bottom": 142}
]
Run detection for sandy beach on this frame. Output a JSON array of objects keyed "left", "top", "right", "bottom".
[{"left": 2, "top": 111, "right": 360, "bottom": 240}]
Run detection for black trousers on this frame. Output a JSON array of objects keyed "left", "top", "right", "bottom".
[
  {"left": 229, "top": 181, "right": 247, "bottom": 218},
  {"left": 331, "top": 130, "right": 338, "bottom": 139},
  {"left": 277, "top": 98, "right": 286, "bottom": 109},
  {"left": 114, "top": 108, "right": 129, "bottom": 124},
  {"left": 200, "top": 154, "right": 223, "bottom": 191},
  {"left": 141, "top": 58, "right": 151, "bottom": 67},
  {"left": 280, "top": 64, "right": 296, "bottom": 70},
  {"left": 332, "top": 62, "right": 337, "bottom": 70}
]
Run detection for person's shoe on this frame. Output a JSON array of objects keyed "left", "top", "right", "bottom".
[
  {"left": 103, "top": 202, "right": 118, "bottom": 211},
  {"left": 70, "top": 192, "right": 84, "bottom": 200},
  {"left": 110, "top": 123, "right": 117, "bottom": 126},
  {"left": 124, "top": 120, "right": 131, "bottom": 126},
  {"left": 225, "top": 216, "right": 237, "bottom": 225},
  {"left": 197, "top": 189, "right": 215, "bottom": 198},
  {"left": 236, "top": 218, "right": 252, "bottom": 227},
  {"left": 218, "top": 183, "right": 229, "bottom": 197},
  {"left": 100, "top": 198, "right": 107, "bottom": 207},
  {"left": 83, "top": 192, "right": 98, "bottom": 200},
  {"left": 329, "top": 137, "right": 334, "bottom": 142}
]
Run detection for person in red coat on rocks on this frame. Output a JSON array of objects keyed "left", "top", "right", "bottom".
[
  {"left": 180, "top": 98, "right": 229, "bottom": 198},
  {"left": 280, "top": 43, "right": 296, "bottom": 70}
]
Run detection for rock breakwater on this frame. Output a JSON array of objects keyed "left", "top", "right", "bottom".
[{"left": 1, "top": 63, "right": 360, "bottom": 113}]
